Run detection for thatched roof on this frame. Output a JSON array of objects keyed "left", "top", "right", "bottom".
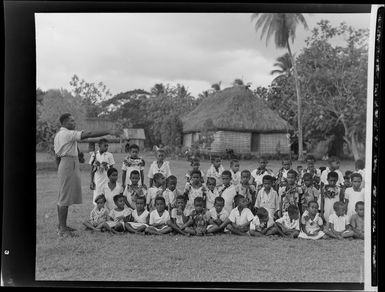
[{"left": 182, "top": 86, "right": 290, "bottom": 133}]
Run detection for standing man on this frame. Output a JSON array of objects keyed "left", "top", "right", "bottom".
[{"left": 54, "top": 113, "right": 121, "bottom": 237}]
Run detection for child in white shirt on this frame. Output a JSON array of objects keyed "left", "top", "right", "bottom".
[
  {"left": 185, "top": 158, "right": 205, "bottom": 184},
  {"left": 249, "top": 207, "right": 275, "bottom": 237},
  {"left": 298, "top": 201, "right": 326, "bottom": 240},
  {"left": 83, "top": 194, "right": 109, "bottom": 231},
  {"left": 206, "top": 197, "right": 229, "bottom": 234},
  {"left": 230, "top": 159, "right": 241, "bottom": 187},
  {"left": 145, "top": 196, "right": 172, "bottom": 235},
  {"left": 148, "top": 149, "right": 171, "bottom": 187},
  {"left": 325, "top": 201, "right": 354, "bottom": 239},
  {"left": 269, "top": 205, "right": 300, "bottom": 238},
  {"left": 184, "top": 170, "right": 207, "bottom": 214},
  {"left": 255, "top": 174, "right": 280, "bottom": 219},
  {"left": 123, "top": 170, "right": 147, "bottom": 210},
  {"left": 103, "top": 194, "right": 132, "bottom": 234},
  {"left": 146, "top": 173, "right": 166, "bottom": 211},
  {"left": 125, "top": 196, "right": 149, "bottom": 234},
  {"left": 221, "top": 195, "right": 254, "bottom": 236},
  {"left": 167, "top": 195, "right": 190, "bottom": 236},
  {"left": 206, "top": 155, "right": 225, "bottom": 187},
  {"left": 205, "top": 177, "right": 219, "bottom": 210},
  {"left": 163, "top": 175, "right": 183, "bottom": 211},
  {"left": 344, "top": 173, "right": 365, "bottom": 221},
  {"left": 121, "top": 144, "right": 145, "bottom": 188},
  {"left": 251, "top": 157, "right": 275, "bottom": 190}
]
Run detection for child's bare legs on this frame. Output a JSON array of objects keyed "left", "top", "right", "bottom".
[
  {"left": 323, "top": 227, "right": 342, "bottom": 239},
  {"left": 158, "top": 226, "right": 172, "bottom": 234},
  {"left": 167, "top": 221, "right": 189, "bottom": 235},
  {"left": 341, "top": 229, "right": 355, "bottom": 239},
  {"left": 145, "top": 226, "right": 172, "bottom": 235},
  {"left": 206, "top": 224, "right": 222, "bottom": 234},
  {"left": 227, "top": 224, "right": 249, "bottom": 236},
  {"left": 250, "top": 230, "right": 264, "bottom": 237},
  {"left": 353, "top": 230, "right": 364, "bottom": 239},
  {"left": 83, "top": 220, "right": 99, "bottom": 231},
  {"left": 184, "top": 227, "right": 197, "bottom": 235},
  {"left": 125, "top": 223, "right": 146, "bottom": 234},
  {"left": 265, "top": 225, "right": 279, "bottom": 236}
]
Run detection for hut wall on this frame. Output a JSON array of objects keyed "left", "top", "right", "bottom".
[
  {"left": 258, "top": 133, "right": 290, "bottom": 155},
  {"left": 210, "top": 131, "right": 251, "bottom": 154},
  {"left": 183, "top": 133, "right": 193, "bottom": 147}
]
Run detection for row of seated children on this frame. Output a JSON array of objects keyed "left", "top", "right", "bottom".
[{"left": 83, "top": 190, "right": 364, "bottom": 240}]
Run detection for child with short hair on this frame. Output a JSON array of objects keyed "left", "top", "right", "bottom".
[
  {"left": 103, "top": 194, "right": 132, "bottom": 234},
  {"left": 278, "top": 170, "right": 302, "bottom": 217},
  {"left": 217, "top": 170, "right": 237, "bottom": 214},
  {"left": 235, "top": 170, "right": 257, "bottom": 209},
  {"left": 222, "top": 195, "right": 254, "bottom": 236},
  {"left": 145, "top": 196, "right": 172, "bottom": 235},
  {"left": 251, "top": 157, "right": 275, "bottom": 190},
  {"left": 300, "top": 155, "right": 321, "bottom": 183},
  {"left": 146, "top": 173, "right": 166, "bottom": 211},
  {"left": 320, "top": 171, "right": 342, "bottom": 222},
  {"left": 89, "top": 138, "right": 115, "bottom": 204},
  {"left": 270, "top": 205, "right": 300, "bottom": 238},
  {"left": 206, "top": 155, "right": 225, "bottom": 186},
  {"left": 249, "top": 207, "right": 275, "bottom": 237},
  {"left": 125, "top": 196, "right": 149, "bottom": 234},
  {"left": 163, "top": 175, "right": 183, "bottom": 211},
  {"left": 121, "top": 144, "right": 145, "bottom": 188},
  {"left": 167, "top": 195, "right": 190, "bottom": 236},
  {"left": 275, "top": 157, "right": 293, "bottom": 190},
  {"left": 344, "top": 173, "right": 365, "bottom": 221},
  {"left": 343, "top": 170, "right": 354, "bottom": 189},
  {"left": 300, "top": 173, "right": 321, "bottom": 214},
  {"left": 354, "top": 159, "right": 365, "bottom": 188},
  {"left": 184, "top": 170, "right": 207, "bottom": 214},
  {"left": 205, "top": 177, "right": 219, "bottom": 211},
  {"left": 101, "top": 168, "right": 124, "bottom": 211},
  {"left": 83, "top": 194, "right": 109, "bottom": 231},
  {"left": 349, "top": 201, "right": 364, "bottom": 239},
  {"left": 298, "top": 201, "right": 326, "bottom": 240},
  {"left": 324, "top": 201, "right": 354, "bottom": 239},
  {"left": 148, "top": 149, "right": 171, "bottom": 187},
  {"left": 230, "top": 159, "right": 241, "bottom": 186},
  {"left": 255, "top": 175, "right": 280, "bottom": 219},
  {"left": 320, "top": 156, "right": 344, "bottom": 187},
  {"left": 206, "top": 196, "right": 229, "bottom": 234},
  {"left": 123, "top": 170, "right": 147, "bottom": 210},
  {"left": 185, "top": 158, "right": 205, "bottom": 184},
  {"left": 184, "top": 197, "right": 211, "bottom": 236}
]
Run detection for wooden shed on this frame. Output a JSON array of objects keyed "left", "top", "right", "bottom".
[
  {"left": 181, "top": 86, "right": 291, "bottom": 155},
  {"left": 123, "top": 128, "right": 146, "bottom": 151}
]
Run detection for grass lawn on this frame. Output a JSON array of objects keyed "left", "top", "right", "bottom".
[{"left": 36, "top": 152, "right": 364, "bottom": 282}]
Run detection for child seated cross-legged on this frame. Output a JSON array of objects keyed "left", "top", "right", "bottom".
[
  {"left": 145, "top": 196, "right": 172, "bottom": 235},
  {"left": 83, "top": 194, "right": 109, "bottom": 232},
  {"left": 167, "top": 195, "right": 191, "bottom": 236},
  {"left": 221, "top": 195, "right": 254, "bottom": 236},
  {"left": 249, "top": 207, "right": 275, "bottom": 237},
  {"left": 103, "top": 194, "right": 133, "bottom": 234},
  {"left": 206, "top": 196, "right": 229, "bottom": 235},
  {"left": 184, "top": 197, "right": 211, "bottom": 236},
  {"left": 269, "top": 205, "right": 300, "bottom": 238},
  {"left": 125, "top": 196, "right": 149, "bottom": 234},
  {"left": 324, "top": 201, "right": 354, "bottom": 240},
  {"left": 298, "top": 201, "right": 326, "bottom": 240},
  {"left": 349, "top": 201, "right": 364, "bottom": 240}
]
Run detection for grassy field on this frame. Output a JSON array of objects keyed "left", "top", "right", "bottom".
[{"left": 36, "top": 152, "right": 364, "bottom": 282}]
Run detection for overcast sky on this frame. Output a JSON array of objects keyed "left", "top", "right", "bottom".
[{"left": 36, "top": 13, "right": 370, "bottom": 98}]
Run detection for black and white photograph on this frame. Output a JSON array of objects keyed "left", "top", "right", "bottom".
[{"left": 3, "top": 2, "right": 382, "bottom": 289}]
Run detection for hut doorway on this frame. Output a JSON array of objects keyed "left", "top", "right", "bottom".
[{"left": 251, "top": 133, "right": 260, "bottom": 152}]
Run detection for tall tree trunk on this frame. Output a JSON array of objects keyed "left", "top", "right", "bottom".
[
  {"left": 350, "top": 134, "right": 360, "bottom": 161},
  {"left": 287, "top": 42, "right": 304, "bottom": 161}
]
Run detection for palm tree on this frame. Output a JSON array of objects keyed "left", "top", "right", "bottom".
[
  {"left": 270, "top": 52, "right": 293, "bottom": 77},
  {"left": 151, "top": 83, "right": 166, "bottom": 96},
  {"left": 211, "top": 82, "right": 222, "bottom": 91},
  {"left": 251, "top": 13, "right": 308, "bottom": 161}
]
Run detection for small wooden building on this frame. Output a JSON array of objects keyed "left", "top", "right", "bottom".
[
  {"left": 181, "top": 86, "right": 291, "bottom": 155},
  {"left": 123, "top": 128, "right": 146, "bottom": 151}
]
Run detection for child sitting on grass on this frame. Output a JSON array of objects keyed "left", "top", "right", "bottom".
[
  {"left": 298, "top": 201, "right": 326, "bottom": 240},
  {"left": 185, "top": 158, "right": 205, "bottom": 184},
  {"left": 349, "top": 201, "right": 364, "bottom": 239},
  {"left": 320, "top": 171, "right": 341, "bottom": 223},
  {"left": 184, "top": 197, "right": 211, "bottom": 236},
  {"left": 146, "top": 173, "right": 166, "bottom": 211},
  {"left": 184, "top": 170, "right": 207, "bottom": 214},
  {"left": 125, "top": 196, "right": 149, "bottom": 234},
  {"left": 217, "top": 170, "right": 237, "bottom": 214},
  {"left": 324, "top": 201, "right": 354, "bottom": 239},
  {"left": 163, "top": 175, "right": 182, "bottom": 212},
  {"left": 145, "top": 196, "right": 172, "bottom": 235},
  {"left": 278, "top": 170, "right": 302, "bottom": 217},
  {"left": 123, "top": 170, "right": 147, "bottom": 210},
  {"left": 103, "top": 194, "right": 132, "bottom": 234},
  {"left": 205, "top": 177, "right": 219, "bottom": 210},
  {"left": 300, "top": 173, "right": 321, "bottom": 214},
  {"left": 249, "top": 207, "right": 275, "bottom": 237},
  {"left": 251, "top": 157, "right": 275, "bottom": 190},
  {"left": 121, "top": 143, "right": 145, "bottom": 188},
  {"left": 269, "top": 205, "right": 300, "bottom": 238},
  {"left": 148, "top": 149, "right": 171, "bottom": 187},
  {"left": 230, "top": 159, "right": 241, "bottom": 186},
  {"left": 83, "top": 194, "right": 109, "bottom": 232},
  {"left": 235, "top": 170, "right": 257, "bottom": 210},
  {"left": 206, "top": 197, "right": 229, "bottom": 234},
  {"left": 222, "top": 195, "right": 254, "bottom": 236},
  {"left": 206, "top": 155, "right": 225, "bottom": 186},
  {"left": 254, "top": 175, "right": 280, "bottom": 219},
  {"left": 344, "top": 173, "right": 365, "bottom": 221},
  {"left": 167, "top": 195, "right": 190, "bottom": 236}
]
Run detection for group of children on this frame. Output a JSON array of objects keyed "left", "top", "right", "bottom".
[{"left": 83, "top": 139, "right": 366, "bottom": 240}]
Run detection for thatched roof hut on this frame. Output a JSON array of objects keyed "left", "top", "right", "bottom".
[{"left": 182, "top": 86, "right": 291, "bottom": 155}]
